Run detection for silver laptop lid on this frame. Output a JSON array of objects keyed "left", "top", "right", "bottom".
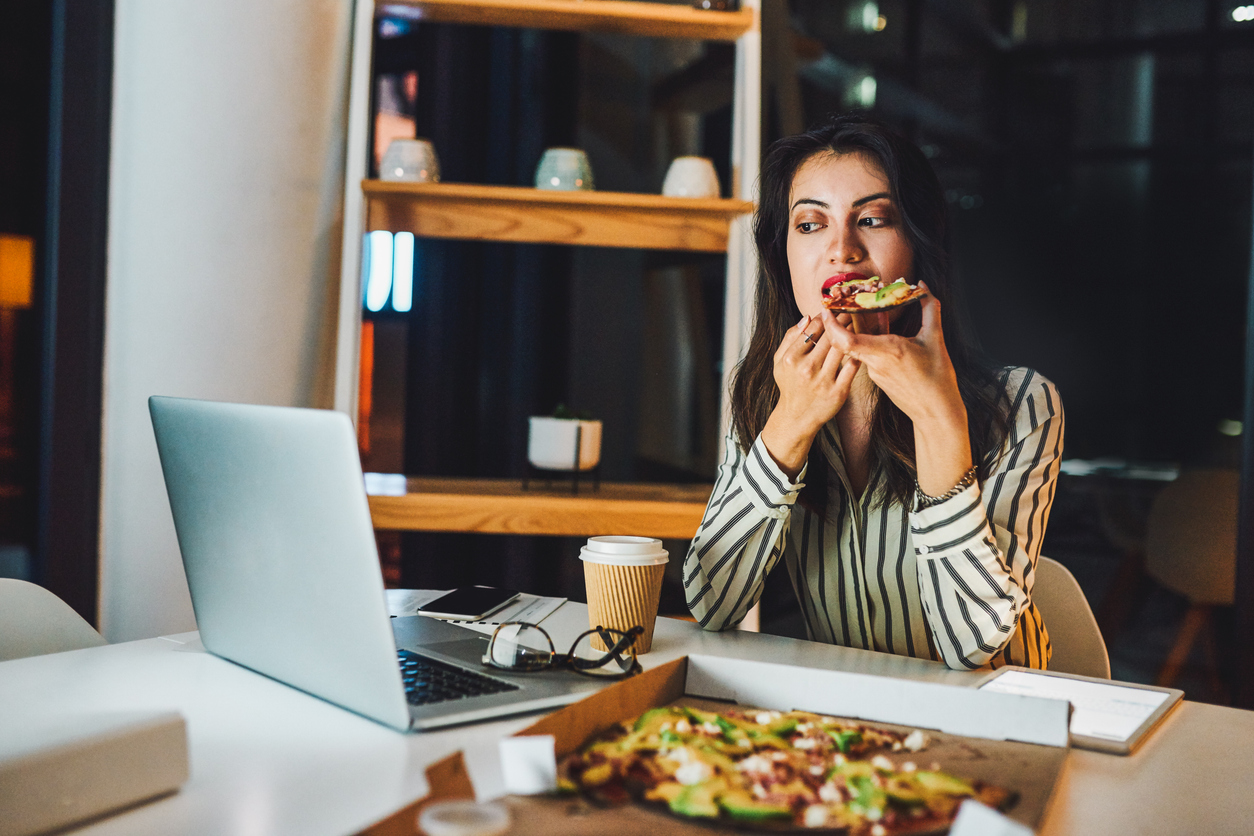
[{"left": 149, "top": 397, "right": 411, "bottom": 731}]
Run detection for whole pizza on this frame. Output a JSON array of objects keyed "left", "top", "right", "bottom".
[{"left": 558, "top": 704, "right": 1015, "bottom": 834}]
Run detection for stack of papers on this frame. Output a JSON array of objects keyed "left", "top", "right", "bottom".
[{"left": 385, "top": 589, "right": 567, "bottom": 637}]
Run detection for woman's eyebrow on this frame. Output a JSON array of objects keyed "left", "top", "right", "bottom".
[
  {"left": 790, "top": 198, "right": 828, "bottom": 211},
  {"left": 851, "top": 191, "right": 892, "bottom": 207}
]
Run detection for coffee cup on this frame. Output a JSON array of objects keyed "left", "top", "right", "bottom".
[
  {"left": 662, "top": 156, "right": 720, "bottom": 198},
  {"left": 380, "top": 138, "right": 440, "bottom": 182},
  {"left": 579, "top": 536, "right": 668, "bottom": 654},
  {"left": 534, "top": 147, "right": 594, "bottom": 191}
]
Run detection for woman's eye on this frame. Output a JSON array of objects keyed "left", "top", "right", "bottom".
[
  {"left": 796, "top": 221, "right": 824, "bottom": 233},
  {"left": 859, "top": 216, "right": 887, "bottom": 228}
]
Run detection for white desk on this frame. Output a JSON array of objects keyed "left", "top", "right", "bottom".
[{"left": 2, "top": 603, "right": 1252, "bottom": 835}]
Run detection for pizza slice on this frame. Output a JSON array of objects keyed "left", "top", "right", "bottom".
[{"left": 822, "top": 276, "right": 927, "bottom": 314}]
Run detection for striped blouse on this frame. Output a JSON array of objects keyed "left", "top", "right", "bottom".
[{"left": 683, "top": 368, "right": 1063, "bottom": 671}]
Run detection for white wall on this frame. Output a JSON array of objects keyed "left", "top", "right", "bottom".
[{"left": 103, "top": 0, "right": 354, "bottom": 641}]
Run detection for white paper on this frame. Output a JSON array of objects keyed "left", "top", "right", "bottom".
[
  {"left": 950, "top": 800, "right": 1035, "bottom": 836},
  {"left": 440, "top": 594, "right": 567, "bottom": 630},
  {"left": 385, "top": 588, "right": 448, "bottom": 616},
  {"left": 979, "top": 670, "right": 1169, "bottom": 741},
  {"left": 385, "top": 589, "right": 568, "bottom": 637},
  {"left": 499, "top": 735, "right": 557, "bottom": 795}
]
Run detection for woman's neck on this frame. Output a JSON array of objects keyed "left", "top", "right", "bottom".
[{"left": 836, "top": 369, "right": 877, "bottom": 499}]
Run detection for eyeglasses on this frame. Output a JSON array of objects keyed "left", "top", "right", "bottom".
[{"left": 482, "top": 621, "right": 643, "bottom": 679}]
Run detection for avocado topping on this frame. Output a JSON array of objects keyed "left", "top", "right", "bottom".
[
  {"left": 828, "top": 728, "right": 863, "bottom": 753},
  {"left": 847, "top": 774, "right": 888, "bottom": 819},
  {"left": 634, "top": 706, "right": 682, "bottom": 732},
  {"left": 875, "top": 280, "right": 908, "bottom": 301},
  {"left": 913, "top": 770, "right": 975, "bottom": 796},
  {"left": 669, "top": 780, "right": 724, "bottom": 818},
  {"left": 717, "top": 790, "right": 794, "bottom": 822}
]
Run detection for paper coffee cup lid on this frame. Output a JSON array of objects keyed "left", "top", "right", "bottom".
[
  {"left": 418, "top": 801, "right": 510, "bottom": 836},
  {"left": 580, "top": 536, "right": 668, "bottom": 565}
]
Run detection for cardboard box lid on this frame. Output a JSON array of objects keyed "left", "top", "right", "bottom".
[{"left": 684, "top": 655, "right": 1070, "bottom": 747}]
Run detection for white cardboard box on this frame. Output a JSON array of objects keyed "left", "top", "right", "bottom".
[
  {"left": 370, "top": 655, "right": 1073, "bottom": 835},
  {"left": 0, "top": 710, "right": 189, "bottom": 836}
]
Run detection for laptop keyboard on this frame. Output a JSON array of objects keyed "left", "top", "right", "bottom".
[{"left": 397, "top": 649, "right": 520, "bottom": 706}]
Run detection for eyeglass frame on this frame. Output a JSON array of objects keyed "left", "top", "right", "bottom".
[{"left": 481, "top": 621, "right": 644, "bottom": 678}]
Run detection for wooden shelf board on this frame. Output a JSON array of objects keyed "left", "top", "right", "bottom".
[
  {"left": 377, "top": 0, "right": 754, "bottom": 41},
  {"left": 364, "top": 181, "right": 753, "bottom": 251},
  {"left": 367, "top": 476, "right": 712, "bottom": 539}
]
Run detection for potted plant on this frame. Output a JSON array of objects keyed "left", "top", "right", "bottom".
[{"left": 527, "top": 405, "right": 601, "bottom": 472}]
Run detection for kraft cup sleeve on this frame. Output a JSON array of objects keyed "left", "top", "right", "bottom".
[{"left": 583, "top": 561, "right": 666, "bottom": 653}]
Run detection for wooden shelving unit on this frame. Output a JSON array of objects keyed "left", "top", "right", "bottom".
[
  {"left": 367, "top": 476, "right": 713, "bottom": 538},
  {"left": 364, "top": 181, "right": 753, "bottom": 251},
  {"left": 378, "top": 0, "right": 753, "bottom": 41},
  {"left": 336, "top": 0, "right": 760, "bottom": 416},
  {"left": 335, "top": 1, "right": 761, "bottom": 584}
]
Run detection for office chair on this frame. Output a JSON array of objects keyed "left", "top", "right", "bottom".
[
  {"left": 0, "top": 579, "right": 106, "bottom": 662},
  {"left": 1033, "top": 556, "right": 1111, "bottom": 679},
  {"left": 1144, "top": 468, "right": 1236, "bottom": 694}
]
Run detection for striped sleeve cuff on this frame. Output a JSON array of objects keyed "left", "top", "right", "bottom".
[
  {"left": 736, "top": 435, "right": 806, "bottom": 519},
  {"left": 909, "top": 482, "right": 991, "bottom": 558}
]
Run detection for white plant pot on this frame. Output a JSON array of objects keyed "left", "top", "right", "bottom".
[
  {"left": 662, "top": 155, "right": 720, "bottom": 198},
  {"left": 528, "top": 417, "right": 601, "bottom": 472}
]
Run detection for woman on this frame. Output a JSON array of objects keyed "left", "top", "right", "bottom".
[{"left": 683, "top": 115, "right": 1062, "bottom": 670}]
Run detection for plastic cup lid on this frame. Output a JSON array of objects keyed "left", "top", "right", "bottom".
[
  {"left": 580, "top": 536, "right": 668, "bottom": 565},
  {"left": 418, "top": 800, "right": 510, "bottom": 836}
]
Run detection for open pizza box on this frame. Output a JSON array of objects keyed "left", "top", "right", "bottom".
[{"left": 360, "top": 654, "right": 1072, "bottom": 835}]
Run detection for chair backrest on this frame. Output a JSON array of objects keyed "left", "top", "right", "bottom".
[
  {"left": 1033, "top": 556, "right": 1110, "bottom": 679},
  {"left": 0, "top": 579, "right": 107, "bottom": 662},
  {"left": 1145, "top": 468, "right": 1237, "bottom": 606}
]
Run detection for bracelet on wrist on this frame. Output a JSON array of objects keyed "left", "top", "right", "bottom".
[{"left": 914, "top": 465, "right": 978, "bottom": 510}]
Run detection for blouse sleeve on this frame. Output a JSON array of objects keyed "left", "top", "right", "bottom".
[
  {"left": 683, "top": 432, "right": 804, "bottom": 631},
  {"left": 910, "top": 370, "right": 1064, "bottom": 670}
]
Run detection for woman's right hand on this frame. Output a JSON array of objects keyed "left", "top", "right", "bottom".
[{"left": 760, "top": 314, "right": 861, "bottom": 479}]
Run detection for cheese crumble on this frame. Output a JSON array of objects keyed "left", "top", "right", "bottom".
[{"left": 804, "top": 805, "right": 829, "bottom": 828}]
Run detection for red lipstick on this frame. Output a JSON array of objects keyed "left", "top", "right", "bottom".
[{"left": 822, "top": 272, "right": 869, "bottom": 291}]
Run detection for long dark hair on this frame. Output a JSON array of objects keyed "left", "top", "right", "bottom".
[{"left": 730, "top": 113, "right": 1011, "bottom": 510}]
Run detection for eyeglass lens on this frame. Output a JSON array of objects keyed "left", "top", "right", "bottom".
[{"left": 485, "top": 623, "right": 554, "bottom": 671}]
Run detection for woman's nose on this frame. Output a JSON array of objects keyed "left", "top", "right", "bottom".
[{"left": 828, "top": 228, "right": 864, "bottom": 264}]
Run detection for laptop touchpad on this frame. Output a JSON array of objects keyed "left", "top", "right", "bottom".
[{"left": 415, "top": 637, "right": 492, "bottom": 667}]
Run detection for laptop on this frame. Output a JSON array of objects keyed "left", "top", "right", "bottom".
[{"left": 148, "top": 396, "right": 604, "bottom": 732}]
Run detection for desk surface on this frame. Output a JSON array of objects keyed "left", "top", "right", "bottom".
[{"left": 2, "top": 603, "right": 1251, "bottom": 835}]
